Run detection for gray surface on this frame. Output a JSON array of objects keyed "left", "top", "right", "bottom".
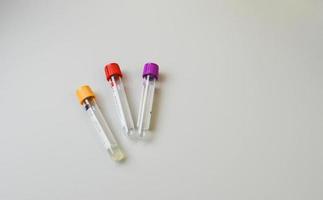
[{"left": 1, "top": 0, "right": 323, "bottom": 199}]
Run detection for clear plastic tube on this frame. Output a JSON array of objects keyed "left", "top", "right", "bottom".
[
  {"left": 83, "top": 98, "right": 125, "bottom": 161},
  {"left": 136, "top": 62, "right": 159, "bottom": 139},
  {"left": 76, "top": 85, "right": 125, "bottom": 161},
  {"left": 110, "top": 76, "right": 135, "bottom": 136},
  {"left": 105, "top": 63, "right": 135, "bottom": 137},
  {"left": 137, "top": 75, "right": 156, "bottom": 137}
]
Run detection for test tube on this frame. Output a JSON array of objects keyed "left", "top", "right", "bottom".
[
  {"left": 104, "top": 63, "right": 135, "bottom": 137},
  {"left": 76, "top": 85, "right": 125, "bottom": 161},
  {"left": 137, "top": 63, "right": 159, "bottom": 138}
]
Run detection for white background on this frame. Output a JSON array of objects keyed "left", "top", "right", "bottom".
[{"left": 1, "top": 0, "right": 323, "bottom": 199}]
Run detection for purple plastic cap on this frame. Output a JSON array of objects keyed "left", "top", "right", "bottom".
[{"left": 143, "top": 63, "right": 159, "bottom": 80}]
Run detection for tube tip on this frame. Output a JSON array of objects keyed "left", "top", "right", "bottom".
[{"left": 109, "top": 147, "right": 126, "bottom": 161}]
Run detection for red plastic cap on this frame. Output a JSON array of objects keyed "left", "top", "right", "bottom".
[{"left": 105, "top": 63, "right": 123, "bottom": 81}]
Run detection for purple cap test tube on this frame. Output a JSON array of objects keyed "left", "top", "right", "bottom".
[{"left": 137, "top": 63, "right": 159, "bottom": 138}]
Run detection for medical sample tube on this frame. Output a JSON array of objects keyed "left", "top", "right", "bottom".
[
  {"left": 105, "top": 63, "right": 135, "bottom": 137},
  {"left": 76, "top": 85, "right": 125, "bottom": 161},
  {"left": 137, "top": 63, "right": 159, "bottom": 138}
]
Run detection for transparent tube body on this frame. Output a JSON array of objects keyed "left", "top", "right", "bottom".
[
  {"left": 109, "top": 76, "right": 135, "bottom": 137},
  {"left": 83, "top": 98, "right": 125, "bottom": 161},
  {"left": 137, "top": 75, "right": 156, "bottom": 138}
]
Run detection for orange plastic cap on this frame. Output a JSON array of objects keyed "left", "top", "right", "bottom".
[{"left": 76, "top": 85, "right": 95, "bottom": 104}]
